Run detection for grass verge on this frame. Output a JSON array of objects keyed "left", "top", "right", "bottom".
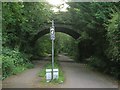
[{"left": 38, "top": 57, "right": 64, "bottom": 85}]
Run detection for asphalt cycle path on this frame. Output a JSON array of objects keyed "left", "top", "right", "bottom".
[
  {"left": 58, "top": 54, "right": 118, "bottom": 88},
  {"left": 2, "top": 55, "right": 118, "bottom": 88},
  {"left": 2, "top": 59, "right": 49, "bottom": 88}
]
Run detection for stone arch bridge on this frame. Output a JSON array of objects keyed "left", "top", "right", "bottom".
[{"left": 32, "top": 23, "right": 81, "bottom": 44}]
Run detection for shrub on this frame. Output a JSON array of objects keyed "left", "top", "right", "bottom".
[
  {"left": 25, "top": 62, "right": 34, "bottom": 69},
  {"left": 87, "top": 56, "right": 107, "bottom": 71},
  {"left": 2, "top": 47, "right": 33, "bottom": 79},
  {"left": 105, "top": 12, "right": 120, "bottom": 80},
  {"left": 12, "top": 66, "right": 27, "bottom": 75},
  {"left": 2, "top": 55, "right": 15, "bottom": 78}
]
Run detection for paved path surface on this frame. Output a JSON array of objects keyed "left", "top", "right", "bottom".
[
  {"left": 2, "top": 55, "right": 119, "bottom": 88},
  {"left": 2, "top": 60, "right": 49, "bottom": 88},
  {"left": 58, "top": 54, "right": 118, "bottom": 88}
]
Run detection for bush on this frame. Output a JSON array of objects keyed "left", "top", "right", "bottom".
[
  {"left": 2, "top": 47, "right": 34, "bottom": 79},
  {"left": 2, "top": 55, "right": 15, "bottom": 78},
  {"left": 2, "top": 47, "right": 29, "bottom": 66},
  {"left": 106, "top": 12, "right": 120, "bottom": 63},
  {"left": 105, "top": 12, "right": 120, "bottom": 80},
  {"left": 25, "top": 62, "right": 34, "bottom": 69},
  {"left": 12, "top": 66, "right": 27, "bottom": 75},
  {"left": 87, "top": 56, "right": 107, "bottom": 71}
]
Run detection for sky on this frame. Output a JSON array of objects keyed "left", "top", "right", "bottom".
[{"left": 47, "top": 0, "right": 69, "bottom": 12}]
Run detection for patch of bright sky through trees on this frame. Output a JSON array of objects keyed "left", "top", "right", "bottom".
[{"left": 47, "top": 0, "right": 69, "bottom": 12}]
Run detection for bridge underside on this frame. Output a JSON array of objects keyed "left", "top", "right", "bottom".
[{"left": 32, "top": 27, "right": 80, "bottom": 44}]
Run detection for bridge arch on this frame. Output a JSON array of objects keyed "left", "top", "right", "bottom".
[{"left": 32, "top": 23, "right": 80, "bottom": 44}]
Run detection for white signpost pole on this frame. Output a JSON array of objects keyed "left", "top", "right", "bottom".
[
  {"left": 46, "top": 20, "right": 58, "bottom": 82},
  {"left": 52, "top": 39, "right": 54, "bottom": 80},
  {"left": 50, "top": 20, "right": 55, "bottom": 80}
]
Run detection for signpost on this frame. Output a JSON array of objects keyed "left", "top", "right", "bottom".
[
  {"left": 46, "top": 20, "right": 59, "bottom": 82},
  {"left": 50, "top": 20, "right": 55, "bottom": 80}
]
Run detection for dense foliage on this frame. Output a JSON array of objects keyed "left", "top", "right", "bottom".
[
  {"left": 2, "top": 2, "right": 52, "bottom": 78},
  {"left": 2, "top": 2, "right": 52, "bottom": 50},
  {"left": 55, "top": 32, "right": 77, "bottom": 58},
  {"left": 105, "top": 12, "right": 120, "bottom": 78},
  {"left": 2, "top": 47, "right": 33, "bottom": 79},
  {"left": 33, "top": 34, "right": 52, "bottom": 58},
  {"left": 67, "top": 2, "right": 120, "bottom": 79}
]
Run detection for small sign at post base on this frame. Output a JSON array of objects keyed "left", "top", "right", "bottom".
[{"left": 46, "top": 69, "right": 59, "bottom": 82}]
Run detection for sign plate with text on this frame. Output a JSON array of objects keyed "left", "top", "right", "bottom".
[{"left": 50, "top": 27, "right": 55, "bottom": 40}]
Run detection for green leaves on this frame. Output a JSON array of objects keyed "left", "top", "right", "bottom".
[
  {"left": 34, "top": 34, "right": 51, "bottom": 57},
  {"left": 106, "top": 12, "right": 120, "bottom": 63},
  {"left": 2, "top": 2, "right": 53, "bottom": 50},
  {"left": 2, "top": 47, "right": 33, "bottom": 79},
  {"left": 68, "top": 2, "right": 120, "bottom": 79}
]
